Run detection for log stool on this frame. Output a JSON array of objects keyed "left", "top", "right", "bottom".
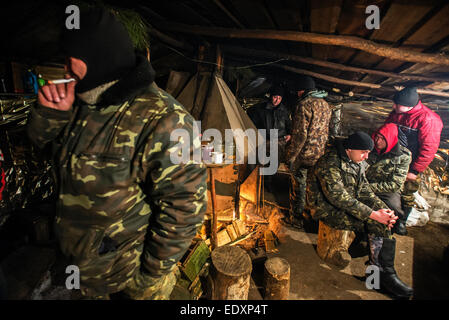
[
  {"left": 317, "top": 220, "right": 356, "bottom": 268},
  {"left": 263, "top": 257, "right": 290, "bottom": 300},
  {"left": 210, "top": 245, "right": 252, "bottom": 300}
]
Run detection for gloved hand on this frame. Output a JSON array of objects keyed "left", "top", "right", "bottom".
[{"left": 123, "top": 266, "right": 179, "bottom": 300}]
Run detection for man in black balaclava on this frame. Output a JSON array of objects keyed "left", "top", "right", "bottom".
[{"left": 27, "top": 7, "right": 207, "bottom": 300}]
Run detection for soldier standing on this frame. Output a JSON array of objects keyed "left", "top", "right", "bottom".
[
  {"left": 285, "top": 76, "right": 332, "bottom": 228},
  {"left": 308, "top": 131, "right": 413, "bottom": 299},
  {"left": 385, "top": 87, "right": 443, "bottom": 233},
  {"left": 366, "top": 123, "right": 412, "bottom": 235},
  {"left": 247, "top": 86, "right": 291, "bottom": 191},
  {"left": 27, "top": 8, "right": 207, "bottom": 299}
]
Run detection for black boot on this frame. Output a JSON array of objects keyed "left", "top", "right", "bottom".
[
  {"left": 392, "top": 220, "right": 407, "bottom": 235},
  {"left": 379, "top": 238, "right": 413, "bottom": 299},
  {"left": 393, "top": 207, "right": 412, "bottom": 236}
]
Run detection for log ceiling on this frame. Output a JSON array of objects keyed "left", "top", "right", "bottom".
[
  {"left": 127, "top": 0, "right": 449, "bottom": 104},
  {"left": 3, "top": 0, "right": 449, "bottom": 105}
]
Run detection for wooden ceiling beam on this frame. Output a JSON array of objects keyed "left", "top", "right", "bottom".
[
  {"left": 351, "top": 1, "right": 449, "bottom": 93},
  {"left": 273, "top": 64, "right": 449, "bottom": 98},
  {"left": 211, "top": 0, "right": 245, "bottom": 29},
  {"left": 157, "top": 23, "right": 449, "bottom": 66},
  {"left": 261, "top": 0, "right": 279, "bottom": 29},
  {"left": 221, "top": 45, "right": 449, "bottom": 83}
]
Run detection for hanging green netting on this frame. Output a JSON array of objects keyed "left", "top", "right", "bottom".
[{"left": 72, "top": 0, "right": 150, "bottom": 50}]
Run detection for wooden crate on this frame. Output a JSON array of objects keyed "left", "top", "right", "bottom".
[{"left": 180, "top": 240, "right": 210, "bottom": 282}]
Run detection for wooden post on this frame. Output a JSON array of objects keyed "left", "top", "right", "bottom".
[
  {"left": 263, "top": 257, "right": 290, "bottom": 300},
  {"left": 209, "top": 167, "right": 218, "bottom": 249},
  {"left": 210, "top": 246, "right": 252, "bottom": 300},
  {"left": 216, "top": 45, "right": 224, "bottom": 76}
]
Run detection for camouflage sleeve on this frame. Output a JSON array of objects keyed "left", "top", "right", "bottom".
[
  {"left": 26, "top": 104, "right": 71, "bottom": 149},
  {"left": 316, "top": 159, "right": 373, "bottom": 221},
  {"left": 140, "top": 111, "right": 207, "bottom": 277},
  {"left": 286, "top": 104, "right": 310, "bottom": 161},
  {"left": 359, "top": 176, "right": 388, "bottom": 210},
  {"left": 369, "top": 154, "right": 411, "bottom": 194}
]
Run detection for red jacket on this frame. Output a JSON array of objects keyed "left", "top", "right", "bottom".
[{"left": 385, "top": 101, "right": 443, "bottom": 173}]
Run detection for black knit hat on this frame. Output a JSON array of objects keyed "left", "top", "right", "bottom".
[
  {"left": 295, "top": 76, "right": 315, "bottom": 91},
  {"left": 61, "top": 7, "right": 136, "bottom": 93},
  {"left": 271, "top": 86, "right": 284, "bottom": 97},
  {"left": 343, "top": 131, "right": 374, "bottom": 151},
  {"left": 393, "top": 87, "right": 419, "bottom": 107}
]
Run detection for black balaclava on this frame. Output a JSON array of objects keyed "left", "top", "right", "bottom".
[
  {"left": 343, "top": 131, "right": 374, "bottom": 151},
  {"left": 61, "top": 7, "right": 136, "bottom": 93},
  {"left": 393, "top": 87, "right": 419, "bottom": 107}
]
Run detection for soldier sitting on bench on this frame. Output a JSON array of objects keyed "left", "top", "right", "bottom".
[{"left": 307, "top": 131, "right": 413, "bottom": 299}]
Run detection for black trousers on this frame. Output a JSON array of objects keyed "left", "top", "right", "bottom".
[{"left": 376, "top": 192, "right": 405, "bottom": 219}]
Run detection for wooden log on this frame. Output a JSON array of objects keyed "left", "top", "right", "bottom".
[
  {"left": 263, "top": 257, "right": 290, "bottom": 300},
  {"left": 210, "top": 246, "right": 252, "bottom": 300},
  {"left": 147, "top": 24, "right": 194, "bottom": 51},
  {"left": 417, "top": 89, "right": 449, "bottom": 98},
  {"left": 212, "top": 0, "right": 245, "bottom": 29},
  {"left": 276, "top": 64, "right": 385, "bottom": 90},
  {"left": 316, "top": 221, "right": 356, "bottom": 268},
  {"left": 160, "top": 23, "right": 449, "bottom": 66},
  {"left": 275, "top": 64, "right": 449, "bottom": 98},
  {"left": 222, "top": 45, "right": 449, "bottom": 83}
]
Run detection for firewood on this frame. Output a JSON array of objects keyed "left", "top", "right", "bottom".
[
  {"left": 216, "top": 229, "right": 232, "bottom": 247},
  {"left": 232, "top": 219, "right": 247, "bottom": 237},
  {"left": 226, "top": 224, "right": 238, "bottom": 241}
]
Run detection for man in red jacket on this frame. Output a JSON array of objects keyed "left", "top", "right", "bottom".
[{"left": 385, "top": 87, "right": 443, "bottom": 230}]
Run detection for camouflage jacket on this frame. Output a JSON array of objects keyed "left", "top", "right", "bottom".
[
  {"left": 307, "top": 140, "right": 386, "bottom": 222},
  {"left": 286, "top": 92, "right": 332, "bottom": 169},
  {"left": 27, "top": 57, "right": 207, "bottom": 296},
  {"left": 366, "top": 143, "right": 411, "bottom": 194}
]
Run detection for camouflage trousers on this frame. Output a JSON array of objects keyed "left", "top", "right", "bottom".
[
  {"left": 368, "top": 234, "right": 384, "bottom": 268},
  {"left": 319, "top": 211, "right": 391, "bottom": 238},
  {"left": 289, "top": 167, "right": 309, "bottom": 218},
  {"left": 82, "top": 266, "right": 179, "bottom": 300},
  {"left": 401, "top": 175, "right": 421, "bottom": 208}
]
